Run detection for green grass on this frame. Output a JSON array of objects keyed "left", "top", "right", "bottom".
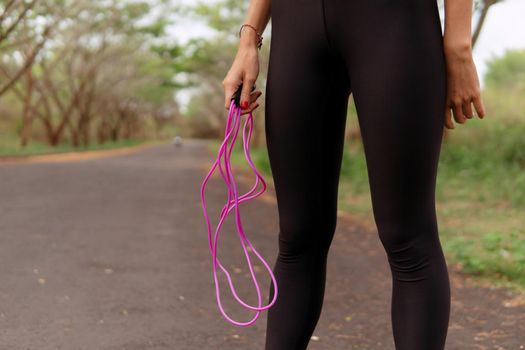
[
  {"left": 206, "top": 115, "right": 525, "bottom": 295},
  {"left": 0, "top": 134, "right": 156, "bottom": 157}
]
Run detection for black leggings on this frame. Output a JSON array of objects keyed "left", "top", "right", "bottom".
[{"left": 263, "top": 0, "right": 451, "bottom": 349}]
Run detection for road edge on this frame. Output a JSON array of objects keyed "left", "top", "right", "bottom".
[{"left": 0, "top": 142, "right": 163, "bottom": 165}]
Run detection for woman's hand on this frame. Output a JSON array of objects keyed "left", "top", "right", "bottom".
[
  {"left": 222, "top": 28, "right": 263, "bottom": 116},
  {"left": 443, "top": 43, "right": 486, "bottom": 129}
]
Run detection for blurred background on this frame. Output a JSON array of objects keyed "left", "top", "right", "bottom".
[{"left": 0, "top": 0, "right": 524, "bottom": 348}]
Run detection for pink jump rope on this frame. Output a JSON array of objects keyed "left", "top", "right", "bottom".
[{"left": 200, "top": 84, "right": 278, "bottom": 327}]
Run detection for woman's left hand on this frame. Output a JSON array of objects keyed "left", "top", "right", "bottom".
[{"left": 443, "top": 44, "right": 486, "bottom": 129}]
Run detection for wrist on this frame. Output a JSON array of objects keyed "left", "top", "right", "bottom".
[
  {"left": 239, "top": 29, "right": 259, "bottom": 49},
  {"left": 443, "top": 37, "right": 472, "bottom": 60},
  {"left": 238, "top": 23, "right": 263, "bottom": 49}
]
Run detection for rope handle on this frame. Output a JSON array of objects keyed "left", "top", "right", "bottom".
[{"left": 231, "top": 83, "right": 256, "bottom": 107}]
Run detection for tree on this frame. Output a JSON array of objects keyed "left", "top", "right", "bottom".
[
  {"left": 0, "top": 0, "right": 61, "bottom": 97},
  {"left": 2, "top": 0, "right": 181, "bottom": 147}
]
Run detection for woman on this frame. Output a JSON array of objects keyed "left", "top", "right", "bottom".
[{"left": 222, "top": 0, "right": 485, "bottom": 349}]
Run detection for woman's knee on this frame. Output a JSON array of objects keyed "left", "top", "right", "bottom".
[
  {"left": 277, "top": 215, "right": 337, "bottom": 261},
  {"left": 375, "top": 219, "right": 443, "bottom": 280}
]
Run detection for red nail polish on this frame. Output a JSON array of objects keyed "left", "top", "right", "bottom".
[{"left": 241, "top": 101, "right": 249, "bottom": 109}]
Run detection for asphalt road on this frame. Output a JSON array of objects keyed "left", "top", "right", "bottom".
[{"left": 0, "top": 139, "right": 523, "bottom": 349}]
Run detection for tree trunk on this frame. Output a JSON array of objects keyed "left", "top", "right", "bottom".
[{"left": 20, "top": 67, "right": 34, "bottom": 147}]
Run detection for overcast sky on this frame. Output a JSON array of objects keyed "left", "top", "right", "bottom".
[{"left": 169, "top": 0, "right": 525, "bottom": 107}]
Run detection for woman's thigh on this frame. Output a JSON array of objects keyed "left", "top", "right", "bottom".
[
  {"left": 328, "top": 0, "right": 447, "bottom": 242},
  {"left": 264, "top": 6, "right": 351, "bottom": 254}
]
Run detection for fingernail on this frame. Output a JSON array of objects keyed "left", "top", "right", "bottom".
[{"left": 241, "top": 101, "right": 249, "bottom": 109}]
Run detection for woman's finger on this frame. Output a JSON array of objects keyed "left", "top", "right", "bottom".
[
  {"left": 249, "top": 90, "right": 263, "bottom": 103},
  {"left": 462, "top": 99, "right": 474, "bottom": 119},
  {"left": 240, "top": 101, "right": 260, "bottom": 116},
  {"left": 452, "top": 101, "right": 467, "bottom": 124},
  {"left": 240, "top": 75, "right": 256, "bottom": 109},
  {"left": 223, "top": 79, "right": 240, "bottom": 110},
  {"left": 444, "top": 105, "right": 455, "bottom": 129},
  {"left": 240, "top": 101, "right": 260, "bottom": 115},
  {"left": 224, "top": 87, "right": 262, "bottom": 113},
  {"left": 240, "top": 90, "right": 262, "bottom": 112},
  {"left": 473, "top": 95, "right": 486, "bottom": 119}
]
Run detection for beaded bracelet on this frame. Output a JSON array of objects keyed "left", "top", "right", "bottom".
[{"left": 239, "top": 23, "right": 263, "bottom": 49}]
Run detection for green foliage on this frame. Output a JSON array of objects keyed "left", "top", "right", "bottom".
[
  {"left": 484, "top": 49, "right": 525, "bottom": 90},
  {"left": 138, "top": 19, "right": 168, "bottom": 37},
  {"left": 191, "top": 0, "right": 248, "bottom": 32},
  {"left": 483, "top": 49, "right": 525, "bottom": 122},
  {"left": 121, "top": 2, "right": 152, "bottom": 20},
  {"left": 339, "top": 142, "right": 370, "bottom": 194},
  {"left": 445, "top": 229, "right": 525, "bottom": 287},
  {"left": 441, "top": 121, "right": 525, "bottom": 206}
]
